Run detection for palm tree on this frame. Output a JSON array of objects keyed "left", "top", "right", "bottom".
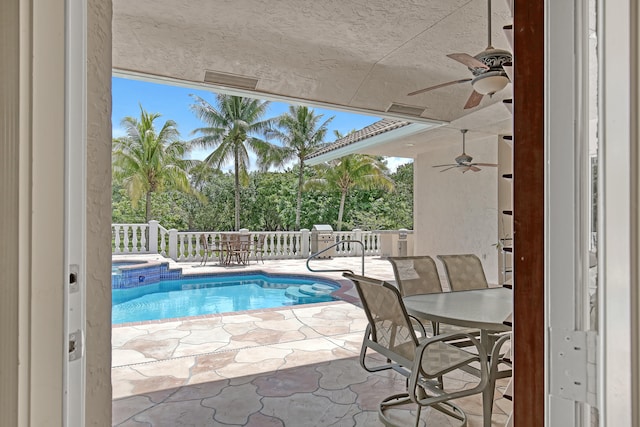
[
  {"left": 188, "top": 160, "right": 221, "bottom": 193},
  {"left": 267, "top": 106, "right": 334, "bottom": 230},
  {"left": 112, "top": 105, "right": 194, "bottom": 223},
  {"left": 306, "top": 154, "right": 394, "bottom": 231},
  {"left": 190, "top": 94, "right": 281, "bottom": 230}
]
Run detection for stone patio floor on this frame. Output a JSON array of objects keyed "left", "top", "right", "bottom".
[{"left": 112, "top": 255, "right": 512, "bottom": 426}]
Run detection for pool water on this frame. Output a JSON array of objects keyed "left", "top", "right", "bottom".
[{"left": 112, "top": 274, "right": 339, "bottom": 324}]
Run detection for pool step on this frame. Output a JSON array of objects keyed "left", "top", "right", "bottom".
[
  {"left": 284, "top": 283, "right": 335, "bottom": 302},
  {"left": 299, "top": 283, "right": 335, "bottom": 296}
]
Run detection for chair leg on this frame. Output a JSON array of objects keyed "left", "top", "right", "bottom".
[
  {"left": 201, "top": 249, "right": 210, "bottom": 266},
  {"left": 378, "top": 391, "right": 468, "bottom": 427},
  {"left": 430, "top": 402, "right": 467, "bottom": 424},
  {"left": 378, "top": 393, "right": 414, "bottom": 427}
]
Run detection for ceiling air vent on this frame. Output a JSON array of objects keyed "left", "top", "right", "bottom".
[
  {"left": 386, "top": 103, "right": 425, "bottom": 117},
  {"left": 203, "top": 70, "right": 259, "bottom": 90}
]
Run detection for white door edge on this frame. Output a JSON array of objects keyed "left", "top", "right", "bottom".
[{"left": 64, "top": 1, "right": 87, "bottom": 425}]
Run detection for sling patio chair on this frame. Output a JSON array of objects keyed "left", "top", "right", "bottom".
[
  {"left": 218, "top": 233, "right": 233, "bottom": 265},
  {"left": 437, "top": 254, "right": 489, "bottom": 291},
  {"left": 199, "top": 234, "right": 213, "bottom": 266},
  {"left": 387, "top": 255, "right": 443, "bottom": 297},
  {"left": 387, "top": 255, "right": 482, "bottom": 340},
  {"left": 344, "top": 272, "right": 488, "bottom": 427},
  {"left": 387, "top": 255, "right": 445, "bottom": 336},
  {"left": 253, "top": 234, "right": 266, "bottom": 264},
  {"left": 227, "top": 233, "right": 250, "bottom": 265},
  {"left": 437, "top": 254, "right": 512, "bottom": 364}
]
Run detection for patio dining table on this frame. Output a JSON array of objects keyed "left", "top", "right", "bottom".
[
  {"left": 403, "top": 286, "right": 513, "bottom": 427},
  {"left": 217, "top": 233, "right": 252, "bottom": 266}
]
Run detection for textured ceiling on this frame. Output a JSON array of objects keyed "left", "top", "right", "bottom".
[{"left": 112, "top": 0, "right": 513, "bottom": 156}]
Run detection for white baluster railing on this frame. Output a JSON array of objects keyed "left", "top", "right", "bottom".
[
  {"left": 111, "top": 223, "right": 149, "bottom": 254},
  {"left": 158, "top": 225, "right": 169, "bottom": 257},
  {"left": 112, "top": 223, "right": 389, "bottom": 261},
  {"left": 359, "top": 231, "right": 380, "bottom": 256}
]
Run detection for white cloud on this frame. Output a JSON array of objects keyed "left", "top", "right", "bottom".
[{"left": 385, "top": 157, "right": 413, "bottom": 173}]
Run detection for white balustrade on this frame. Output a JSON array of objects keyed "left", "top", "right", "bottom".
[
  {"left": 359, "top": 231, "right": 380, "bottom": 256},
  {"left": 158, "top": 226, "right": 168, "bottom": 257},
  {"left": 112, "top": 223, "right": 387, "bottom": 261},
  {"left": 111, "top": 223, "right": 149, "bottom": 254}
]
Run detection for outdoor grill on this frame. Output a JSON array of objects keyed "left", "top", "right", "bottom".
[{"left": 311, "top": 224, "right": 335, "bottom": 259}]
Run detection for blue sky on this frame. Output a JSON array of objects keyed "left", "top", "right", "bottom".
[{"left": 112, "top": 77, "right": 410, "bottom": 171}]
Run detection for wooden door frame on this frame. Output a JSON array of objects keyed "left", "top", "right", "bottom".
[{"left": 513, "top": 0, "right": 545, "bottom": 425}]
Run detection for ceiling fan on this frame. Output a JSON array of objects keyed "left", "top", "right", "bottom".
[
  {"left": 408, "top": 0, "right": 512, "bottom": 109},
  {"left": 433, "top": 129, "right": 498, "bottom": 173}
]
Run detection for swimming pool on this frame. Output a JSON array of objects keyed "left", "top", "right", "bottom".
[{"left": 112, "top": 274, "right": 340, "bottom": 324}]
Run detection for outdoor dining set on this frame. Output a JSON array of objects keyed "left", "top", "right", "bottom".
[
  {"left": 346, "top": 254, "right": 513, "bottom": 427},
  {"left": 199, "top": 233, "right": 265, "bottom": 266}
]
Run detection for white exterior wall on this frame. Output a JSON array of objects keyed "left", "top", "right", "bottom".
[
  {"left": 413, "top": 135, "right": 499, "bottom": 286},
  {"left": 86, "top": 0, "right": 114, "bottom": 424}
]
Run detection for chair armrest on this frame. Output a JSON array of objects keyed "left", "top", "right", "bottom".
[
  {"left": 408, "top": 314, "right": 427, "bottom": 338},
  {"left": 419, "top": 330, "right": 486, "bottom": 351},
  {"left": 408, "top": 331, "right": 489, "bottom": 405}
]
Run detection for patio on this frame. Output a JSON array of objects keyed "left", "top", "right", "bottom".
[{"left": 111, "top": 256, "right": 512, "bottom": 426}]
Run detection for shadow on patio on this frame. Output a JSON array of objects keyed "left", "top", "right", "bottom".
[{"left": 111, "top": 257, "right": 511, "bottom": 426}]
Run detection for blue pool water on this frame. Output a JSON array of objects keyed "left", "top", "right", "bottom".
[{"left": 112, "top": 274, "right": 339, "bottom": 324}]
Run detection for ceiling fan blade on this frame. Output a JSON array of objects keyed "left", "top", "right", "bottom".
[
  {"left": 472, "top": 163, "right": 499, "bottom": 167},
  {"left": 439, "top": 166, "right": 459, "bottom": 172},
  {"left": 432, "top": 163, "right": 458, "bottom": 168},
  {"left": 447, "top": 53, "right": 489, "bottom": 70},
  {"left": 469, "top": 166, "right": 482, "bottom": 172},
  {"left": 408, "top": 78, "right": 471, "bottom": 96},
  {"left": 463, "top": 90, "right": 484, "bottom": 109}
]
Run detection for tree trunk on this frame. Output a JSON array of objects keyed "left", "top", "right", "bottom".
[
  {"left": 337, "top": 190, "right": 347, "bottom": 231},
  {"left": 145, "top": 191, "right": 152, "bottom": 223},
  {"left": 295, "top": 159, "right": 304, "bottom": 230},
  {"left": 234, "top": 150, "right": 240, "bottom": 231}
]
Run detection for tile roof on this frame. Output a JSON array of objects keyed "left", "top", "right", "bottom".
[{"left": 306, "top": 118, "right": 411, "bottom": 160}]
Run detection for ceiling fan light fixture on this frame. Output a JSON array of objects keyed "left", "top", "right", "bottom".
[{"left": 471, "top": 71, "right": 510, "bottom": 95}]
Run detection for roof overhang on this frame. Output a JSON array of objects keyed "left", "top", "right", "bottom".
[
  {"left": 306, "top": 121, "right": 443, "bottom": 165},
  {"left": 113, "top": 1, "right": 514, "bottom": 159}
]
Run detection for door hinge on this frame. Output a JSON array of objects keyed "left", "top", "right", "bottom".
[
  {"left": 68, "top": 330, "right": 83, "bottom": 361},
  {"left": 550, "top": 328, "right": 598, "bottom": 406}
]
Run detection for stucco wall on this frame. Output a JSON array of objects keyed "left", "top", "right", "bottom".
[
  {"left": 413, "top": 135, "right": 499, "bottom": 285},
  {"left": 86, "top": 0, "right": 113, "bottom": 424}
]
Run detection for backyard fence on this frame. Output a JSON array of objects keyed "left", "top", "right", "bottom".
[{"left": 111, "top": 221, "right": 406, "bottom": 263}]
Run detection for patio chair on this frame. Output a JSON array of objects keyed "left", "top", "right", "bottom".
[
  {"left": 254, "top": 234, "right": 266, "bottom": 264},
  {"left": 199, "top": 234, "right": 213, "bottom": 266},
  {"left": 388, "top": 256, "right": 482, "bottom": 340},
  {"left": 387, "top": 256, "right": 443, "bottom": 296},
  {"left": 344, "top": 272, "right": 488, "bottom": 427},
  {"left": 387, "top": 255, "right": 445, "bottom": 336},
  {"left": 437, "top": 254, "right": 489, "bottom": 291},
  {"left": 218, "top": 233, "right": 232, "bottom": 265},
  {"left": 228, "top": 234, "right": 250, "bottom": 265}
]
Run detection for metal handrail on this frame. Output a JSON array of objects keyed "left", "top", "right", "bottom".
[{"left": 306, "top": 239, "right": 365, "bottom": 275}]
